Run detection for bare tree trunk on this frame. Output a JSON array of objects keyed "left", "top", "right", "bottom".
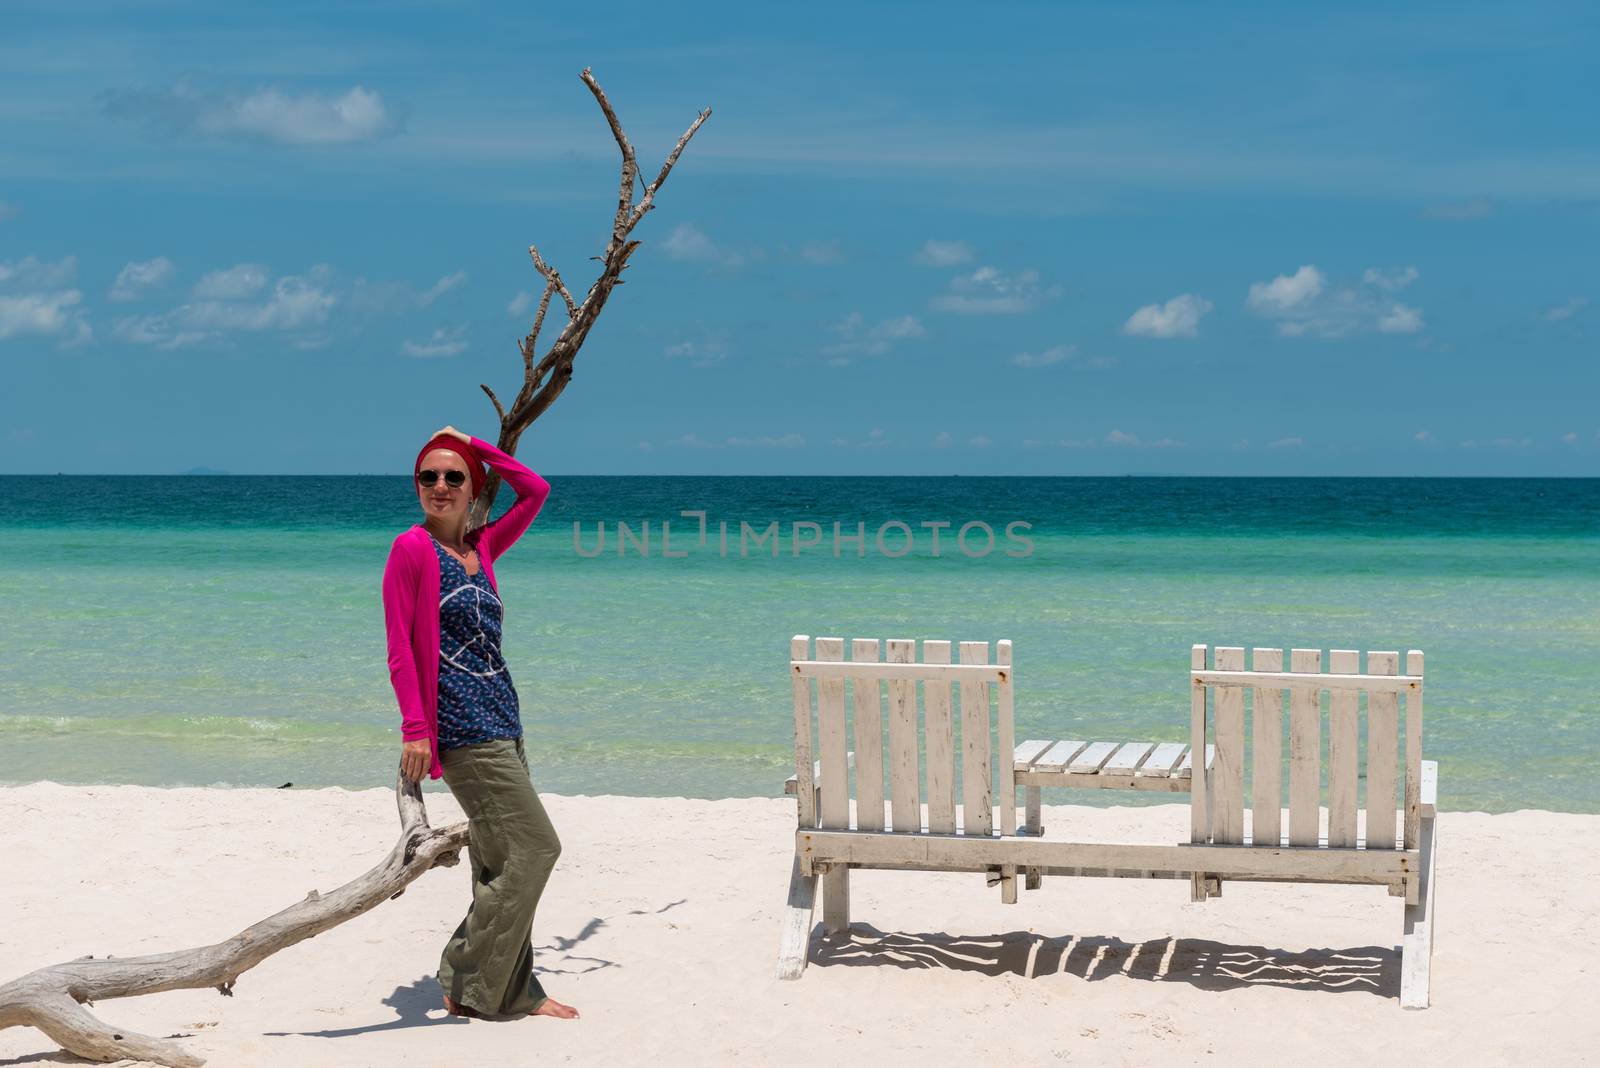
[
  {"left": 471, "top": 67, "right": 710, "bottom": 526},
  {"left": 0, "top": 777, "right": 468, "bottom": 1067}
]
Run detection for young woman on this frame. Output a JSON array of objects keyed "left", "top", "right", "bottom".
[{"left": 381, "top": 424, "right": 578, "bottom": 1021}]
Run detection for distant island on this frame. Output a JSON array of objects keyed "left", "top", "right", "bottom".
[{"left": 178, "top": 466, "right": 231, "bottom": 475}]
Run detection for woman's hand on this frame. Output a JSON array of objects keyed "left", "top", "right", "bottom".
[
  {"left": 401, "top": 739, "right": 432, "bottom": 782},
  {"left": 433, "top": 425, "right": 472, "bottom": 447}
]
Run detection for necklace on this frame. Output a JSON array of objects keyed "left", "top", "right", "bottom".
[{"left": 429, "top": 530, "right": 477, "bottom": 570}]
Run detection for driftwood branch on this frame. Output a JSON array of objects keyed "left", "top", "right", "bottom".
[
  {"left": 471, "top": 67, "right": 711, "bottom": 527},
  {"left": 0, "top": 777, "right": 469, "bottom": 1068}
]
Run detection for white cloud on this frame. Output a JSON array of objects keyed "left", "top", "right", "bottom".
[
  {"left": 0, "top": 200, "right": 17, "bottom": 221},
  {"left": 1248, "top": 265, "right": 1324, "bottom": 314},
  {"left": 796, "top": 240, "right": 843, "bottom": 265},
  {"left": 664, "top": 335, "right": 729, "bottom": 368},
  {"left": 662, "top": 223, "right": 745, "bottom": 268},
  {"left": 1542, "top": 297, "right": 1589, "bottom": 322},
  {"left": 930, "top": 266, "right": 1056, "bottom": 315},
  {"left": 1010, "top": 344, "right": 1073, "bottom": 368},
  {"left": 1122, "top": 294, "right": 1213, "bottom": 339},
  {"left": 1006, "top": 343, "right": 1117, "bottom": 370},
  {"left": 913, "top": 240, "right": 974, "bottom": 267},
  {"left": 1415, "top": 430, "right": 1434, "bottom": 444},
  {"left": 823, "top": 312, "right": 925, "bottom": 362},
  {"left": 1363, "top": 266, "right": 1419, "bottom": 292},
  {"left": 0, "top": 290, "right": 90, "bottom": 344},
  {"left": 0, "top": 255, "right": 78, "bottom": 289},
  {"left": 186, "top": 276, "right": 333, "bottom": 330},
  {"left": 1105, "top": 429, "right": 1185, "bottom": 448},
  {"left": 1377, "top": 303, "right": 1424, "bottom": 334},
  {"left": 727, "top": 433, "right": 805, "bottom": 448},
  {"left": 664, "top": 433, "right": 804, "bottom": 448},
  {"left": 832, "top": 428, "right": 890, "bottom": 449},
  {"left": 1560, "top": 431, "right": 1579, "bottom": 445},
  {"left": 968, "top": 435, "right": 992, "bottom": 448},
  {"left": 507, "top": 291, "right": 534, "bottom": 317},
  {"left": 932, "top": 431, "right": 952, "bottom": 448},
  {"left": 193, "top": 263, "right": 270, "bottom": 300},
  {"left": 116, "top": 268, "right": 335, "bottom": 348},
  {"left": 1022, "top": 437, "right": 1095, "bottom": 449},
  {"left": 1247, "top": 264, "right": 1425, "bottom": 338},
  {"left": 1268, "top": 436, "right": 1305, "bottom": 449},
  {"left": 419, "top": 270, "right": 467, "bottom": 307},
  {"left": 402, "top": 325, "right": 469, "bottom": 358},
  {"left": 102, "top": 83, "right": 397, "bottom": 146},
  {"left": 0, "top": 257, "right": 89, "bottom": 346},
  {"left": 109, "top": 257, "right": 176, "bottom": 302}
]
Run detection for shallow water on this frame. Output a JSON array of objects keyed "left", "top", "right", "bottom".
[{"left": 2, "top": 475, "right": 1596, "bottom": 812}]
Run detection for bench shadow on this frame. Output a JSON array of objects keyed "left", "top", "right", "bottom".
[{"left": 810, "top": 925, "right": 1399, "bottom": 999}]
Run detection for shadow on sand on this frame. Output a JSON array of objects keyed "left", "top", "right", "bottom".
[
  {"left": 811, "top": 925, "right": 1399, "bottom": 999},
  {"left": 265, "top": 903, "right": 673, "bottom": 1040}
]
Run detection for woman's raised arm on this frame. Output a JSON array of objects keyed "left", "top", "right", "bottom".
[{"left": 471, "top": 435, "right": 552, "bottom": 560}]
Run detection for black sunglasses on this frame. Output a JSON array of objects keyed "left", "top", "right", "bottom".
[{"left": 416, "top": 468, "right": 468, "bottom": 489}]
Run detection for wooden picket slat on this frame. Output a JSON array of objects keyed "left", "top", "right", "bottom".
[
  {"left": 959, "top": 641, "right": 993, "bottom": 836},
  {"left": 1068, "top": 741, "right": 1119, "bottom": 774},
  {"left": 1288, "top": 648, "right": 1323, "bottom": 847},
  {"left": 997, "top": 640, "right": 1016, "bottom": 839},
  {"left": 886, "top": 638, "right": 920, "bottom": 833},
  {"left": 923, "top": 640, "right": 956, "bottom": 833},
  {"left": 1212, "top": 647, "right": 1246, "bottom": 844},
  {"left": 1250, "top": 647, "right": 1284, "bottom": 848},
  {"left": 1102, "top": 742, "right": 1154, "bottom": 776},
  {"left": 815, "top": 638, "right": 848, "bottom": 831},
  {"left": 790, "top": 635, "right": 816, "bottom": 830},
  {"left": 1365, "top": 651, "right": 1400, "bottom": 850},
  {"left": 1326, "top": 650, "right": 1360, "bottom": 848},
  {"left": 1137, "top": 742, "right": 1187, "bottom": 778},
  {"left": 1405, "top": 650, "right": 1425, "bottom": 849},
  {"left": 1190, "top": 645, "right": 1208, "bottom": 844},
  {"left": 851, "top": 638, "right": 885, "bottom": 832}
]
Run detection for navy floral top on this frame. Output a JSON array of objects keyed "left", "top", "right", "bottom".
[{"left": 432, "top": 534, "right": 523, "bottom": 750}]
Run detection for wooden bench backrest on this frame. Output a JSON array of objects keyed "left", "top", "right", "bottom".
[
  {"left": 791, "top": 635, "right": 1015, "bottom": 837},
  {"left": 1190, "top": 644, "right": 1425, "bottom": 851}
]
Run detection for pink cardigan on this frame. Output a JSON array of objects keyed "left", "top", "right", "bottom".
[{"left": 382, "top": 436, "right": 551, "bottom": 780}]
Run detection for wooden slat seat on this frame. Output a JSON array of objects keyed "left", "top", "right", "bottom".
[{"left": 1013, "top": 739, "right": 1213, "bottom": 792}]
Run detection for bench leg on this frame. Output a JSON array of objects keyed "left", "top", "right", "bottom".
[
  {"left": 776, "top": 853, "right": 818, "bottom": 980},
  {"left": 999, "top": 864, "right": 1018, "bottom": 904},
  {"left": 1024, "top": 786, "right": 1042, "bottom": 836},
  {"left": 822, "top": 865, "right": 850, "bottom": 935},
  {"left": 1399, "top": 811, "right": 1438, "bottom": 1009}
]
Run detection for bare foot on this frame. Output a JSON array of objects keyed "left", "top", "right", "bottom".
[
  {"left": 531, "top": 997, "right": 579, "bottom": 1020},
  {"left": 442, "top": 994, "right": 482, "bottom": 1019}
]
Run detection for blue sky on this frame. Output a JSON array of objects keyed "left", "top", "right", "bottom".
[{"left": 2, "top": 1, "right": 1596, "bottom": 475}]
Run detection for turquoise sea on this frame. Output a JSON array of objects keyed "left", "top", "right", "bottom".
[{"left": 2, "top": 476, "right": 1596, "bottom": 813}]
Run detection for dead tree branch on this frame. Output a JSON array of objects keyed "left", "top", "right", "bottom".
[
  {"left": 0, "top": 778, "right": 469, "bottom": 1067},
  {"left": 470, "top": 67, "right": 710, "bottom": 527}
]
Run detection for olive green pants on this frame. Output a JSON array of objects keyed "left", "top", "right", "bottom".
[{"left": 437, "top": 736, "right": 561, "bottom": 1017}]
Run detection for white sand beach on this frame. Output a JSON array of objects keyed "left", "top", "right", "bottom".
[{"left": 1, "top": 784, "right": 1594, "bottom": 1067}]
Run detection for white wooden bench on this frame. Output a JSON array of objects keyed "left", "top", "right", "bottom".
[{"left": 776, "top": 637, "right": 1440, "bottom": 1010}]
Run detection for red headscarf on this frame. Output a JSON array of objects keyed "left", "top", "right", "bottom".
[{"left": 414, "top": 435, "right": 487, "bottom": 498}]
